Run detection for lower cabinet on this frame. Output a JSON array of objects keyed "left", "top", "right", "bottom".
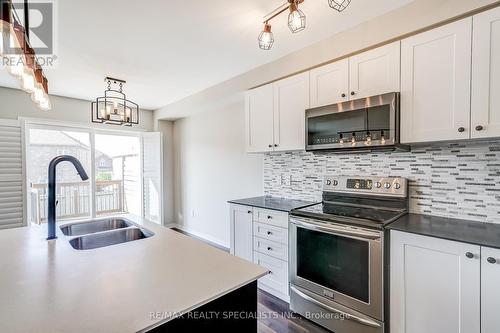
[
  {"left": 481, "top": 247, "right": 500, "bottom": 333},
  {"left": 230, "top": 204, "right": 290, "bottom": 302},
  {"left": 391, "top": 230, "right": 500, "bottom": 333},
  {"left": 229, "top": 204, "right": 253, "bottom": 262}
]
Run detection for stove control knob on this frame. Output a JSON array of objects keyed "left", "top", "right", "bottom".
[
  {"left": 326, "top": 179, "right": 332, "bottom": 186},
  {"left": 394, "top": 183, "right": 401, "bottom": 189},
  {"left": 375, "top": 182, "right": 382, "bottom": 188},
  {"left": 332, "top": 180, "right": 338, "bottom": 186},
  {"left": 384, "top": 182, "right": 391, "bottom": 189}
]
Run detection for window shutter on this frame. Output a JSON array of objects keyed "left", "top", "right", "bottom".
[
  {"left": 142, "top": 132, "right": 163, "bottom": 225},
  {"left": 0, "top": 120, "right": 24, "bottom": 229}
]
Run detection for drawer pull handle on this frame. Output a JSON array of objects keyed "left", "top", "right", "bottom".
[
  {"left": 465, "top": 252, "right": 474, "bottom": 259},
  {"left": 267, "top": 231, "right": 272, "bottom": 235},
  {"left": 247, "top": 210, "right": 252, "bottom": 214},
  {"left": 487, "top": 257, "right": 497, "bottom": 264},
  {"left": 267, "top": 215, "right": 272, "bottom": 219},
  {"left": 267, "top": 247, "right": 272, "bottom": 251}
]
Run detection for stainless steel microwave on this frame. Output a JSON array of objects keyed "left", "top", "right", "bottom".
[{"left": 305, "top": 92, "right": 409, "bottom": 152}]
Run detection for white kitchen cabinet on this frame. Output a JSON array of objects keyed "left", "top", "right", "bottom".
[
  {"left": 349, "top": 41, "right": 400, "bottom": 100},
  {"left": 481, "top": 247, "right": 500, "bottom": 333},
  {"left": 471, "top": 7, "right": 500, "bottom": 139},
  {"left": 309, "top": 58, "right": 349, "bottom": 108},
  {"left": 229, "top": 204, "right": 253, "bottom": 261},
  {"left": 401, "top": 18, "right": 472, "bottom": 143},
  {"left": 245, "top": 84, "right": 274, "bottom": 153},
  {"left": 273, "top": 72, "right": 310, "bottom": 151},
  {"left": 245, "top": 73, "right": 308, "bottom": 153},
  {"left": 390, "top": 231, "right": 480, "bottom": 333}
]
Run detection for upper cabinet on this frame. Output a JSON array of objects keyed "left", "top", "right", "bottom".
[
  {"left": 245, "top": 84, "right": 274, "bottom": 153},
  {"left": 310, "top": 59, "right": 349, "bottom": 107},
  {"left": 349, "top": 41, "right": 401, "bottom": 100},
  {"left": 246, "top": 72, "right": 309, "bottom": 153},
  {"left": 471, "top": 6, "right": 500, "bottom": 139},
  {"left": 273, "top": 72, "right": 309, "bottom": 151},
  {"left": 400, "top": 18, "right": 472, "bottom": 144},
  {"left": 309, "top": 42, "right": 401, "bottom": 108}
]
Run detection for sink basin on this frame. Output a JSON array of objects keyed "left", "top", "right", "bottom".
[
  {"left": 69, "top": 228, "right": 153, "bottom": 250},
  {"left": 60, "top": 218, "right": 132, "bottom": 236}
]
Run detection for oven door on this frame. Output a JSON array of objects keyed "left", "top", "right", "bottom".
[{"left": 289, "top": 215, "right": 383, "bottom": 320}]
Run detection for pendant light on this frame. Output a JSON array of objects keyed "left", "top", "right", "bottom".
[
  {"left": 0, "top": 0, "right": 51, "bottom": 110},
  {"left": 328, "top": 0, "right": 351, "bottom": 12},
  {"left": 92, "top": 77, "right": 139, "bottom": 126},
  {"left": 258, "top": 22, "right": 274, "bottom": 50},
  {"left": 288, "top": 1, "right": 306, "bottom": 33}
]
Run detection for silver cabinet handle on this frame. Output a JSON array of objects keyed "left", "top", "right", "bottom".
[
  {"left": 487, "top": 257, "right": 497, "bottom": 264},
  {"left": 290, "top": 286, "right": 382, "bottom": 328}
]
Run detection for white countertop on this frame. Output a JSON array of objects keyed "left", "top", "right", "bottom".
[{"left": 0, "top": 216, "right": 268, "bottom": 332}]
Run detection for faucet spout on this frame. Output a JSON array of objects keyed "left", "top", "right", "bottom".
[{"left": 47, "top": 155, "right": 89, "bottom": 240}]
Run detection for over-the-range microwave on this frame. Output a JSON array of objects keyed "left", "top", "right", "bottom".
[{"left": 305, "top": 92, "right": 409, "bottom": 153}]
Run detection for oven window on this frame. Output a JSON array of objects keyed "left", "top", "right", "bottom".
[{"left": 296, "top": 227, "right": 369, "bottom": 303}]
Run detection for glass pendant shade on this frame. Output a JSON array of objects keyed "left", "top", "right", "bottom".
[
  {"left": 288, "top": 3, "right": 306, "bottom": 33},
  {"left": 328, "top": 0, "right": 351, "bottom": 12},
  {"left": 258, "top": 23, "right": 274, "bottom": 50}
]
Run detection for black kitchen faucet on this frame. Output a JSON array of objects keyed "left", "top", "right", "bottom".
[{"left": 47, "top": 155, "right": 89, "bottom": 240}]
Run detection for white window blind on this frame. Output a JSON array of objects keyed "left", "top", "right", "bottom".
[
  {"left": 142, "top": 132, "right": 163, "bottom": 225},
  {"left": 0, "top": 120, "right": 24, "bottom": 229}
]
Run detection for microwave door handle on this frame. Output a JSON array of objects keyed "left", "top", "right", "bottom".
[
  {"left": 290, "top": 286, "right": 382, "bottom": 329},
  {"left": 291, "top": 219, "right": 380, "bottom": 240}
]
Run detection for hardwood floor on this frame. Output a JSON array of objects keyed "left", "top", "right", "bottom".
[{"left": 170, "top": 227, "right": 330, "bottom": 333}]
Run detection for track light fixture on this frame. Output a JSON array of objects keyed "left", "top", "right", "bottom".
[{"left": 257, "top": 0, "right": 351, "bottom": 50}]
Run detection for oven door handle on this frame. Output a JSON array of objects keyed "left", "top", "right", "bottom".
[
  {"left": 291, "top": 218, "right": 381, "bottom": 240},
  {"left": 290, "top": 286, "right": 382, "bottom": 328}
]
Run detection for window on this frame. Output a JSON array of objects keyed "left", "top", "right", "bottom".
[
  {"left": 26, "top": 123, "right": 162, "bottom": 225},
  {"left": 28, "top": 128, "right": 91, "bottom": 223}
]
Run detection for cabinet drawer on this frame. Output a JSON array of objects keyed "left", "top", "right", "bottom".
[
  {"left": 254, "top": 237, "right": 288, "bottom": 261},
  {"left": 253, "top": 208, "right": 288, "bottom": 228},
  {"left": 253, "top": 222, "right": 288, "bottom": 244},
  {"left": 254, "top": 252, "right": 288, "bottom": 296}
]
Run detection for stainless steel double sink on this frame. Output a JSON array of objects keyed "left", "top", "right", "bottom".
[{"left": 60, "top": 218, "right": 154, "bottom": 250}]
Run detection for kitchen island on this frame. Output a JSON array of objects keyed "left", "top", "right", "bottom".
[{"left": 0, "top": 216, "right": 268, "bottom": 332}]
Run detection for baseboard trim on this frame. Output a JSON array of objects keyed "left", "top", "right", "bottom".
[{"left": 172, "top": 225, "right": 229, "bottom": 252}]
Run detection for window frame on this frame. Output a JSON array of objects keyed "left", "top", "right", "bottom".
[{"left": 23, "top": 118, "right": 147, "bottom": 225}]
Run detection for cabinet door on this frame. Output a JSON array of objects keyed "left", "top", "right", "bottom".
[
  {"left": 245, "top": 84, "right": 274, "bottom": 153},
  {"left": 390, "top": 231, "right": 480, "bottom": 333},
  {"left": 273, "top": 72, "right": 310, "bottom": 151},
  {"left": 481, "top": 247, "right": 500, "bottom": 333},
  {"left": 229, "top": 204, "right": 253, "bottom": 261},
  {"left": 471, "top": 7, "right": 500, "bottom": 139},
  {"left": 310, "top": 59, "right": 349, "bottom": 108},
  {"left": 401, "top": 18, "right": 472, "bottom": 143},
  {"left": 349, "top": 41, "right": 400, "bottom": 100}
]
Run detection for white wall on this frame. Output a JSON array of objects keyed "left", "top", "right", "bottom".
[
  {"left": 155, "top": 120, "right": 175, "bottom": 226},
  {"left": 173, "top": 101, "right": 263, "bottom": 247},
  {"left": 0, "top": 86, "right": 154, "bottom": 131}
]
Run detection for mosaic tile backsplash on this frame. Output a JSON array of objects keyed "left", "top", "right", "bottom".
[{"left": 263, "top": 140, "right": 500, "bottom": 224}]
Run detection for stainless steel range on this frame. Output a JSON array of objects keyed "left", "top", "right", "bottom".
[{"left": 289, "top": 176, "right": 408, "bottom": 333}]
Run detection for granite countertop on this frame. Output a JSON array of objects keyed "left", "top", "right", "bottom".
[
  {"left": 387, "top": 213, "right": 500, "bottom": 249},
  {"left": 0, "top": 215, "right": 268, "bottom": 333},
  {"left": 228, "top": 195, "right": 318, "bottom": 212}
]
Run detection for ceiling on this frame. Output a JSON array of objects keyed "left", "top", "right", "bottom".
[{"left": 0, "top": 0, "right": 413, "bottom": 110}]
